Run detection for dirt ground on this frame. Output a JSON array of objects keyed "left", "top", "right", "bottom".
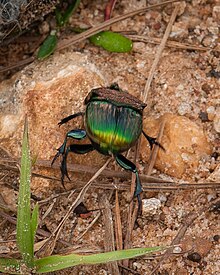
[{"left": 0, "top": 0, "right": 220, "bottom": 274}]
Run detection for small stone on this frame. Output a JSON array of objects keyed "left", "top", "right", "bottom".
[
  {"left": 201, "top": 83, "right": 212, "bottom": 94},
  {"left": 142, "top": 198, "right": 161, "bottom": 216},
  {"left": 213, "top": 235, "right": 220, "bottom": 242},
  {"left": 199, "top": 111, "right": 209, "bottom": 122},
  {"left": 187, "top": 252, "right": 202, "bottom": 263},
  {"left": 173, "top": 246, "right": 182, "bottom": 254},
  {"left": 201, "top": 34, "right": 218, "bottom": 48},
  {"left": 39, "top": 21, "right": 50, "bottom": 35},
  {"left": 170, "top": 22, "right": 189, "bottom": 39},
  {"left": 212, "top": 6, "right": 220, "bottom": 24},
  {"left": 177, "top": 102, "right": 192, "bottom": 116},
  {"left": 206, "top": 106, "right": 216, "bottom": 121}
]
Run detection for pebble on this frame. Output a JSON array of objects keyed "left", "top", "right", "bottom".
[
  {"left": 206, "top": 106, "right": 216, "bottom": 121},
  {"left": 170, "top": 22, "right": 188, "bottom": 39},
  {"left": 142, "top": 198, "right": 161, "bottom": 216},
  {"left": 212, "top": 6, "right": 220, "bottom": 24}
]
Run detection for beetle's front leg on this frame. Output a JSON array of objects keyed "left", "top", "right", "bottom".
[
  {"left": 115, "top": 154, "right": 142, "bottom": 214},
  {"left": 52, "top": 129, "right": 93, "bottom": 187},
  {"left": 58, "top": 112, "right": 84, "bottom": 126},
  {"left": 51, "top": 129, "right": 87, "bottom": 166},
  {"left": 60, "top": 144, "right": 94, "bottom": 185}
]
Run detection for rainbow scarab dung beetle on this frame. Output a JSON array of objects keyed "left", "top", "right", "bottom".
[{"left": 52, "top": 83, "right": 162, "bottom": 211}]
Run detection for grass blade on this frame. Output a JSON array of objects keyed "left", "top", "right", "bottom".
[
  {"left": 31, "top": 203, "right": 39, "bottom": 247},
  {"left": 16, "top": 118, "right": 34, "bottom": 267},
  {"left": 37, "top": 31, "right": 58, "bottom": 60},
  {"left": 62, "top": 0, "right": 80, "bottom": 26},
  {"left": 35, "top": 246, "right": 163, "bottom": 273},
  {"left": 0, "top": 258, "right": 21, "bottom": 274}
]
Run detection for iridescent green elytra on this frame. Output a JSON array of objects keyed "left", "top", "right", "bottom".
[
  {"left": 84, "top": 85, "right": 145, "bottom": 155},
  {"left": 52, "top": 84, "right": 162, "bottom": 214}
]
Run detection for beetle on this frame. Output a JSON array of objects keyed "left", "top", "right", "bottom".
[{"left": 52, "top": 83, "right": 162, "bottom": 212}]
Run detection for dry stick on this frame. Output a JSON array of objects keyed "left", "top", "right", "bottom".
[
  {"left": 143, "top": 4, "right": 180, "bottom": 103},
  {"left": 94, "top": 181, "right": 220, "bottom": 191},
  {"left": 99, "top": 191, "right": 120, "bottom": 275},
  {"left": 0, "top": 159, "right": 169, "bottom": 183},
  {"left": 115, "top": 190, "right": 123, "bottom": 251},
  {"left": 150, "top": 197, "right": 220, "bottom": 274},
  {"left": 1, "top": 161, "right": 219, "bottom": 193},
  {"left": 128, "top": 35, "right": 216, "bottom": 52},
  {"left": 0, "top": 57, "right": 35, "bottom": 73},
  {"left": 38, "top": 158, "right": 111, "bottom": 257}
]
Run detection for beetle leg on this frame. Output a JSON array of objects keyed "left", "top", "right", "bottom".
[
  {"left": 58, "top": 112, "right": 84, "bottom": 126},
  {"left": 142, "top": 130, "right": 165, "bottom": 151},
  {"left": 51, "top": 129, "right": 87, "bottom": 166},
  {"left": 60, "top": 144, "right": 94, "bottom": 186},
  {"left": 115, "top": 154, "right": 142, "bottom": 213}
]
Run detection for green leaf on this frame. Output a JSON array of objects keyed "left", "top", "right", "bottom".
[
  {"left": 62, "top": 0, "right": 81, "bottom": 26},
  {"left": 16, "top": 117, "right": 34, "bottom": 268},
  {"left": 37, "top": 31, "right": 58, "bottom": 60},
  {"left": 89, "top": 31, "right": 133, "bottom": 53},
  {"left": 30, "top": 203, "right": 39, "bottom": 248},
  {"left": 55, "top": 9, "right": 63, "bottom": 26},
  {"left": 0, "top": 258, "right": 21, "bottom": 274},
  {"left": 35, "top": 246, "right": 163, "bottom": 273}
]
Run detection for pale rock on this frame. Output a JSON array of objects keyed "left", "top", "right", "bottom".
[
  {"left": 141, "top": 113, "right": 212, "bottom": 178},
  {"left": 206, "top": 106, "right": 216, "bottom": 121},
  {"left": 0, "top": 51, "right": 106, "bottom": 194},
  {"left": 142, "top": 198, "right": 161, "bottom": 216},
  {"left": 170, "top": 22, "right": 189, "bottom": 39},
  {"left": 212, "top": 6, "right": 220, "bottom": 24}
]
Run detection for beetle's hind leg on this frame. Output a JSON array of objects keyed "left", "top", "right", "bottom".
[
  {"left": 115, "top": 154, "right": 142, "bottom": 214},
  {"left": 142, "top": 130, "right": 165, "bottom": 151}
]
